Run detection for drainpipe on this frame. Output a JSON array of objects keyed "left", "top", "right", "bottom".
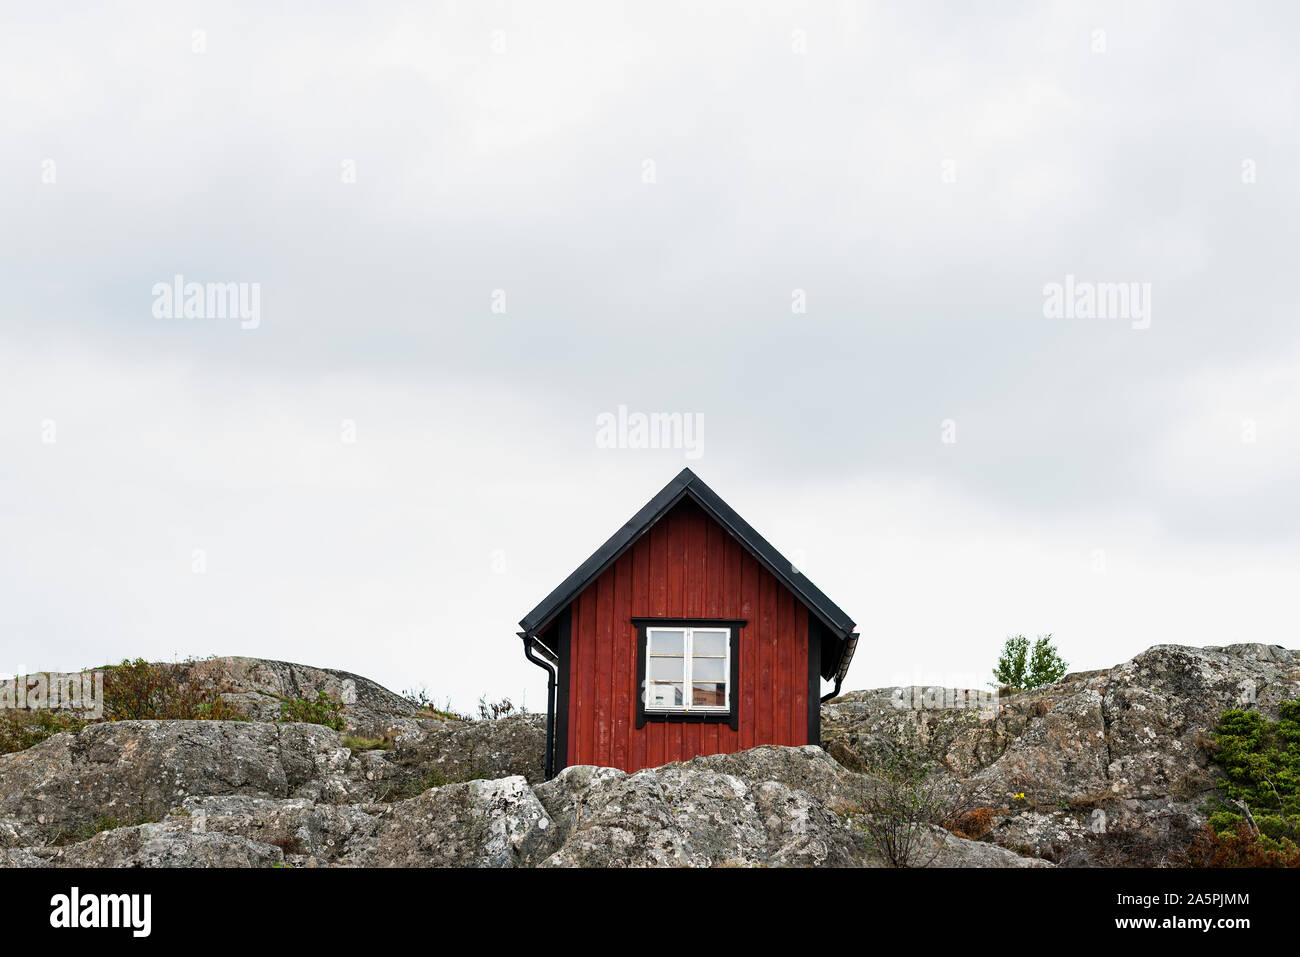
[
  {"left": 819, "top": 631, "right": 857, "bottom": 704},
  {"left": 519, "top": 633, "right": 556, "bottom": 781},
  {"left": 819, "top": 675, "right": 843, "bottom": 704}
]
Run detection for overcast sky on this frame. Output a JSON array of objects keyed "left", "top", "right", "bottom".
[{"left": 2, "top": 1, "right": 1298, "bottom": 710}]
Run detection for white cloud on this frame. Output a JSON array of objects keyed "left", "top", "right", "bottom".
[{"left": 2, "top": 1, "right": 1299, "bottom": 701}]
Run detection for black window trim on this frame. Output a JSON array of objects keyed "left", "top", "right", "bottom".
[{"left": 632, "top": 617, "right": 745, "bottom": 730}]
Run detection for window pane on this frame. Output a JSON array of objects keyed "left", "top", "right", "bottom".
[
  {"left": 692, "top": 631, "right": 727, "bottom": 656},
  {"left": 691, "top": 682, "right": 726, "bottom": 707},
  {"left": 649, "top": 630, "right": 685, "bottom": 655},
  {"left": 648, "top": 657, "right": 683, "bottom": 681},
  {"left": 692, "top": 656, "right": 726, "bottom": 681},
  {"left": 647, "top": 682, "right": 683, "bottom": 709}
]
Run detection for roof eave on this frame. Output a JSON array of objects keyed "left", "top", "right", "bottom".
[
  {"left": 517, "top": 473, "right": 695, "bottom": 638},
  {"left": 518, "top": 469, "right": 858, "bottom": 647}
]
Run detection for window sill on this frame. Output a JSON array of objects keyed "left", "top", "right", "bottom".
[{"left": 641, "top": 710, "right": 735, "bottom": 724}]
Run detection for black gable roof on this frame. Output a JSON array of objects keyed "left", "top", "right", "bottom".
[{"left": 518, "top": 469, "right": 858, "bottom": 677}]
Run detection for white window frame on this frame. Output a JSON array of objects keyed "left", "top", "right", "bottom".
[{"left": 644, "top": 625, "right": 731, "bottom": 713}]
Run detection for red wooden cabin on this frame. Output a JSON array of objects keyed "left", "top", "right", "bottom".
[{"left": 519, "top": 469, "right": 858, "bottom": 778}]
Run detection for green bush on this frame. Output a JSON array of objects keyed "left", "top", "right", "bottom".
[
  {"left": 0, "top": 710, "right": 89, "bottom": 755},
  {"left": 2, "top": 658, "right": 246, "bottom": 754},
  {"left": 279, "top": 690, "right": 346, "bottom": 730},
  {"left": 104, "top": 658, "right": 247, "bottom": 721},
  {"left": 992, "top": 634, "right": 1068, "bottom": 690},
  {"left": 1208, "top": 699, "right": 1300, "bottom": 854}
]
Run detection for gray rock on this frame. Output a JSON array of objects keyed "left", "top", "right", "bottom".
[
  {"left": 921, "top": 825, "right": 1053, "bottom": 867},
  {"left": 166, "top": 795, "right": 387, "bottom": 864},
  {"left": 822, "top": 686, "right": 1020, "bottom": 777},
  {"left": 382, "top": 713, "right": 547, "bottom": 789},
  {"left": 966, "top": 687, "right": 1111, "bottom": 807},
  {"left": 0, "top": 817, "right": 44, "bottom": 849},
  {"left": 0, "top": 719, "right": 357, "bottom": 844},
  {"left": 356, "top": 776, "right": 556, "bottom": 867},
  {"left": 0, "top": 739, "right": 1040, "bottom": 868},
  {"left": 8, "top": 656, "right": 434, "bottom": 740},
  {"left": 10, "top": 642, "right": 1282, "bottom": 867},
  {"left": 530, "top": 746, "right": 1040, "bottom": 868},
  {"left": 823, "top": 642, "right": 1300, "bottom": 865},
  {"left": 536, "top": 746, "right": 945, "bottom": 868},
  {"left": 7, "top": 821, "right": 285, "bottom": 868},
  {"left": 167, "top": 656, "right": 425, "bottom": 738}
]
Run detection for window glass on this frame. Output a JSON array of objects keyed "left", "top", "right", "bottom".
[
  {"left": 691, "top": 682, "right": 726, "bottom": 707},
  {"left": 649, "top": 630, "right": 685, "bottom": 655},
  {"left": 692, "top": 631, "right": 727, "bottom": 656},
  {"left": 644, "top": 624, "right": 732, "bottom": 713},
  {"left": 648, "top": 657, "right": 684, "bottom": 681},
  {"left": 692, "top": 656, "right": 726, "bottom": 681},
  {"left": 647, "top": 682, "right": 683, "bottom": 709}
]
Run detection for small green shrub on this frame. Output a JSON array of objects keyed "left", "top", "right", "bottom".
[
  {"left": 279, "top": 690, "right": 346, "bottom": 730},
  {"left": 844, "top": 749, "right": 986, "bottom": 867},
  {"left": 0, "top": 710, "right": 89, "bottom": 755}
]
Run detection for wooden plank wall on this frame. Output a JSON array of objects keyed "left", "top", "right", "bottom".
[{"left": 566, "top": 498, "right": 809, "bottom": 771}]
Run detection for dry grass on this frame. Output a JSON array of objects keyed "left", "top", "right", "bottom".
[{"left": 946, "top": 806, "right": 1005, "bottom": 841}]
